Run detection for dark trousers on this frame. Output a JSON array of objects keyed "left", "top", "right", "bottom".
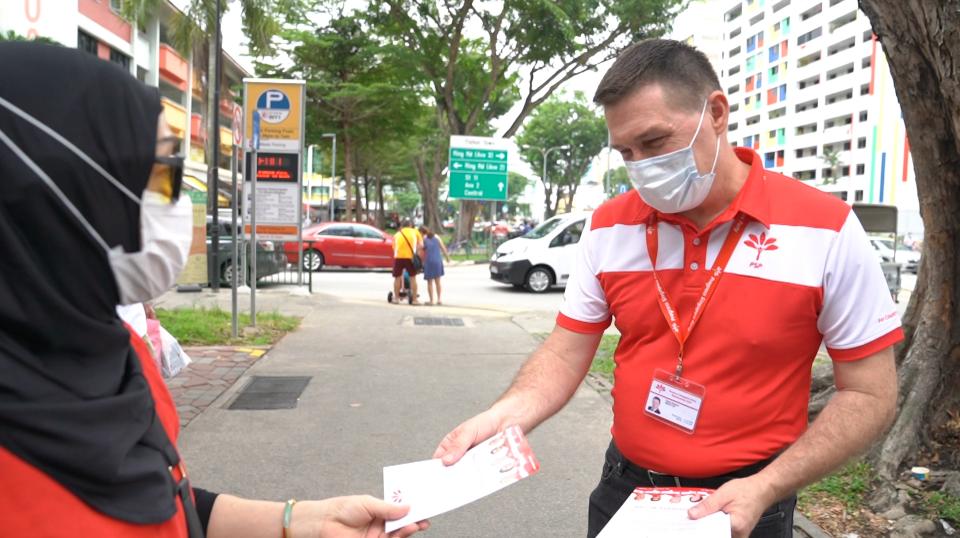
[{"left": 587, "top": 441, "right": 796, "bottom": 538}]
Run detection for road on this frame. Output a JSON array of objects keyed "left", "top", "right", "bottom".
[{"left": 301, "top": 263, "right": 566, "bottom": 313}]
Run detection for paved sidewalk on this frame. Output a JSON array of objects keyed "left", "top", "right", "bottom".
[{"left": 168, "top": 346, "right": 268, "bottom": 428}]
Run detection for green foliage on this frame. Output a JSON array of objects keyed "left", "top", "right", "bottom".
[
  {"left": 515, "top": 92, "right": 608, "bottom": 215},
  {"left": 798, "top": 460, "right": 874, "bottom": 511},
  {"left": 393, "top": 189, "right": 421, "bottom": 217},
  {"left": 607, "top": 166, "right": 632, "bottom": 198},
  {"left": 0, "top": 30, "right": 61, "bottom": 45},
  {"left": 922, "top": 491, "right": 960, "bottom": 524},
  {"left": 591, "top": 334, "right": 620, "bottom": 379},
  {"left": 155, "top": 307, "right": 300, "bottom": 346}
]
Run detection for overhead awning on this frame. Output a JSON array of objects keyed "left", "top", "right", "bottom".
[{"left": 183, "top": 175, "right": 230, "bottom": 207}]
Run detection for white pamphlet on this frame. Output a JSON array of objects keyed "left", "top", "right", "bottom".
[
  {"left": 383, "top": 425, "right": 539, "bottom": 532},
  {"left": 597, "top": 487, "right": 731, "bottom": 538}
]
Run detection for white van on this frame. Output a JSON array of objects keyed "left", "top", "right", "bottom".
[{"left": 489, "top": 212, "right": 589, "bottom": 293}]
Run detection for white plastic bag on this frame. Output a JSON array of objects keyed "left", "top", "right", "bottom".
[{"left": 158, "top": 326, "right": 192, "bottom": 378}]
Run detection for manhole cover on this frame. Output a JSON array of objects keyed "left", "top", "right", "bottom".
[
  {"left": 229, "top": 376, "right": 311, "bottom": 410},
  {"left": 413, "top": 317, "right": 465, "bottom": 327}
]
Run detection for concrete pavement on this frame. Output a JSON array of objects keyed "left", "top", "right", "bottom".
[{"left": 175, "top": 294, "right": 613, "bottom": 537}]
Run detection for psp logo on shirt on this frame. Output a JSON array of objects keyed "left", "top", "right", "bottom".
[{"left": 256, "top": 89, "right": 290, "bottom": 124}]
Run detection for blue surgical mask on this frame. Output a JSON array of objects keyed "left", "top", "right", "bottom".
[{"left": 623, "top": 99, "right": 721, "bottom": 214}]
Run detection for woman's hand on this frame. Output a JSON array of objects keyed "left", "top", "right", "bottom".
[{"left": 290, "top": 495, "right": 429, "bottom": 538}]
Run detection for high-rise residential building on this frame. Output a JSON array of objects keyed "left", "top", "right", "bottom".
[
  {"left": 718, "top": 0, "right": 921, "bottom": 234},
  {"left": 1, "top": 0, "right": 249, "bottom": 206}
]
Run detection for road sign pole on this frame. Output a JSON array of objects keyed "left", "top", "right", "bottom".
[
  {"left": 231, "top": 145, "right": 239, "bottom": 338},
  {"left": 250, "top": 146, "right": 257, "bottom": 328}
]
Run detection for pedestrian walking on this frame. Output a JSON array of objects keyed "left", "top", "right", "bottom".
[
  {"left": 419, "top": 226, "right": 451, "bottom": 305},
  {"left": 392, "top": 219, "right": 424, "bottom": 305},
  {"left": 0, "top": 42, "right": 426, "bottom": 538},
  {"left": 433, "top": 39, "right": 900, "bottom": 538}
]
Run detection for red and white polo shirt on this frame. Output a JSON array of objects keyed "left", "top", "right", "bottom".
[{"left": 557, "top": 147, "right": 903, "bottom": 477}]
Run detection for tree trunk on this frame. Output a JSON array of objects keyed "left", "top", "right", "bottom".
[
  {"left": 413, "top": 150, "right": 444, "bottom": 233},
  {"left": 342, "top": 126, "right": 354, "bottom": 222},
  {"left": 543, "top": 185, "right": 556, "bottom": 219},
  {"left": 205, "top": 30, "right": 218, "bottom": 213},
  {"left": 375, "top": 174, "right": 385, "bottom": 229},
  {"left": 859, "top": 0, "right": 960, "bottom": 481},
  {"left": 455, "top": 200, "right": 483, "bottom": 243}
]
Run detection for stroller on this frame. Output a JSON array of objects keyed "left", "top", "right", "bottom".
[{"left": 387, "top": 269, "right": 415, "bottom": 305}]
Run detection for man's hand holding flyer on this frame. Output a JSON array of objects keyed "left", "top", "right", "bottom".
[
  {"left": 383, "top": 425, "right": 539, "bottom": 532},
  {"left": 597, "top": 487, "right": 731, "bottom": 537}
]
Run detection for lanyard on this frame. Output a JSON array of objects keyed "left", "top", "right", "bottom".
[{"left": 645, "top": 213, "right": 749, "bottom": 379}]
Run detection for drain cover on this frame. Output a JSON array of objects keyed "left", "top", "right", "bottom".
[
  {"left": 229, "top": 376, "right": 311, "bottom": 410},
  {"left": 413, "top": 317, "right": 465, "bottom": 327}
]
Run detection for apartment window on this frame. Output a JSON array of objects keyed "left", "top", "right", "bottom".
[
  {"left": 777, "top": 149, "right": 785, "bottom": 166},
  {"left": 767, "top": 88, "right": 777, "bottom": 105},
  {"left": 855, "top": 190, "right": 864, "bottom": 202},
  {"left": 859, "top": 110, "right": 868, "bottom": 121},
  {"left": 801, "top": 3, "right": 823, "bottom": 21},
  {"left": 795, "top": 170, "right": 817, "bottom": 181},
  {"left": 798, "top": 75, "right": 820, "bottom": 90},
  {"left": 795, "top": 147, "right": 817, "bottom": 158},
  {"left": 78, "top": 31, "right": 98, "bottom": 56},
  {"left": 109, "top": 49, "right": 130, "bottom": 70},
  {"left": 828, "top": 36, "right": 856, "bottom": 56},
  {"left": 730, "top": 45, "right": 742, "bottom": 57},
  {"left": 750, "top": 12, "right": 765, "bottom": 26},
  {"left": 829, "top": 0, "right": 844, "bottom": 7},
  {"left": 796, "top": 123, "right": 817, "bottom": 135},
  {"left": 773, "top": 0, "right": 790, "bottom": 13},
  {"left": 743, "top": 136, "right": 753, "bottom": 147},
  {"left": 863, "top": 29, "right": 874, "bottom": 42},
  {"left": 730, "top": 64, "right": 741, "bottom": 75},
  {"left": 730, "top": 103, "right": 740, "bottom": 113},
  {"left": 746, "top": 75, "right": 755, "bottom": 92},
  {"left": 781, "top": 16, "right": 791, "bottom": 34},
  {"left": 746, "top": 36, "right": 757, "bottom": 53},
  {"left": 843, "top": 141, "right": 852, "bottom": 150},
  {"left": 747, "top": 114, "right": 761, "bottom": 126},
  {"left": 729, "top": 122, "right": 739, "bottom": 132},
  {"left": 860, "top": 83, "right": 870, "bottom": 96},
  {"left": 764, "top": 152, "right": 776, "bottom": 168},
  {"left": 756, "top": 72, "right": 763, "bottom": 89},
  {"left": 725, "top": 4, "right": 743, "bottom": 22},
  {"left": 768, "top": 107, "right": 786, "bottom": 119},
  {"left": 798, "top": 27, "right": 823, "bottom": 46},
  {"left": 779, "top": 84, "right": 787, "bottom": 101},
  {"left": 109, "top": 0, "right": 123, "bottom": 12},
  {"left": 858, "top": 137, "right": 867, "bottom": 149},
  {"left": 862, "top": 56, "right": 872, "bottom": 69},
  {"left": 797, "top": 51, "right": 821, "bottom": 68},
  {"left": 730, "top": 27, "right": 743, "bottom": 39},
  {"left": 795, "top": 99, "right": 819, "bottom": 113},
  {"left": 769, "top": 44, "right": 780, "bottom": 62},
  {"left": 829, "top": 10, "right": 858, "bottom": 33},
  {"left": 728, "top": 84, "right": 741, "bottom": 95},
  {"left": 856, "top": 164, "right": 865, "bottom": 175}
]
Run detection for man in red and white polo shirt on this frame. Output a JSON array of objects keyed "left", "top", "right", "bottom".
[{"left": 434, "top": 39, "right": 900, "bottom": 538}]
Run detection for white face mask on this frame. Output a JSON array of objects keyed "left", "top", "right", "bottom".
[
  {"left": 623, "top": 99, "right": 721, "bottom": 214},
  {"left": 0, "top": 95, "right": 194, "bottom": 304},
  {"left": 109, "top": 191, "right": 193, "bottom": 304}
]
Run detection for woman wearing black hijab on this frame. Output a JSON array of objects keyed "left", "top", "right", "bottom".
[{"left": 0, "top": 43, "right": 427, "bottom": 538}]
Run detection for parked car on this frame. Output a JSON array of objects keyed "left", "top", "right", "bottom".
[
  {"left": 284, "top": 222, "right": 395, "bottom": 271},
  {"left": 870, "top": 237, "right": 921, "bottom": 273},
  {"left": 489, "top": 212, "right": 589, "bottom": 293},
  {"left": 206, "top": 218, "right": 288, "bottom": 285}
]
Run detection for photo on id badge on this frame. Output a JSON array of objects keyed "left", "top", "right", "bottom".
[{"left": 645, "top": 368, "right": 706, "bottom": 434}]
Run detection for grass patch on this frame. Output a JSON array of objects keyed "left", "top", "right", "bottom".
[
  {"left": 450, "top": 252, "right": 491, "bottom": 263},
  {"left": 155, "top": 307, "right": 301, "bottom": 346},
  {"left": 921, "top": 491, "right": 960, "bottom": 524},
  {"left": 798, "top": 460, "right": 874, "bottom": 512},
  {"left": 591, "top": 334, "right": 619, "bottom": 380}
]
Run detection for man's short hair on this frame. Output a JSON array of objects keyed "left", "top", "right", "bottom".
[
  {"left": 593, "top": 39, "right": 721, "bottom": 111},
  {"left": 402, "top": 218, "right": 413, "bottom": 227}
]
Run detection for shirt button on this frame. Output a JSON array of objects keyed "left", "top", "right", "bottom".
[
  {"left": 690, "top": 262, "right": 700, "bottom": 271},
  {"left": 692, "top": 237, "right": 701, "bottom": 246}
]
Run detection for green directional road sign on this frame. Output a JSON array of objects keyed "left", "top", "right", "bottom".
[{"left": 448, "top": 135, "right": 509, "bottom": 201}]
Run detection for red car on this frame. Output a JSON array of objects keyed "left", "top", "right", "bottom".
[{"left": 284, "top": 222, "right": 395, "bottom": 271}]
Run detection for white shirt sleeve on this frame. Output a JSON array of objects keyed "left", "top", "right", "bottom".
[
  {"left": 817, "top": 211, "right": 902, "bottom": 359},
  {"left": 558, "top": 216, "right": 611, "bottom": 332}
]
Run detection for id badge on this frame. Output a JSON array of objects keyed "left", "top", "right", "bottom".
[{"left": 645, "top": 368, "right": 706, "bottom": 434}]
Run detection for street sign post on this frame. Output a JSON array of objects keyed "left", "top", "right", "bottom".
[{"left": 448, "top": 135, "right": 509, "bottom": 201}]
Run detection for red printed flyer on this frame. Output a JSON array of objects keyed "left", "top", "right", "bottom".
[
  {"left": 383, "top": 425, "right": 539, "bottom": 532},
  {"left": 597, "top": 487, "right": 731, "bottom": 537}
]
